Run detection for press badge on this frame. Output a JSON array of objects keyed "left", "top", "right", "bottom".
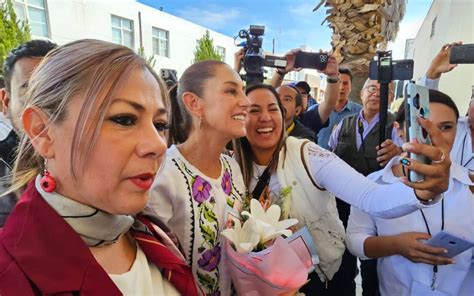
[{"left": 410, "top": 281, "right": 450, "bottom": 296}]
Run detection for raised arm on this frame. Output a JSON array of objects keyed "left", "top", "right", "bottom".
[
  {"left": 270, "top": 49, "right": 300, "bottom": 88},
  {"left": 316, "top": 55, "right": 340, "bottom": 124},
  {"left": 234, "top": 48, "right": 245, "bottom": 74},
  {"left": 306, "top": 118, "right": 450, "bottom": 218},
  {"left": 426, "top": 42, "right": 462, "bottom": 80}
]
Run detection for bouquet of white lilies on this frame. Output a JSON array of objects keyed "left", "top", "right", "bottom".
[{"left": 222, "top": 199, "right": 318, "bottom": 295}]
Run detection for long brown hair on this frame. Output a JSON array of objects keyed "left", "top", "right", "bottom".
[
  {"left": 233, "top": 84, "right": 287, "bottom": 187},
  {"left": 9, "top": 39, "right": 167, "bottom": 194}
]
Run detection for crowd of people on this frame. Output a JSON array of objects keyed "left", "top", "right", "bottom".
[{"left": 0, "top": 37, "right": 471, "bottom": 296}]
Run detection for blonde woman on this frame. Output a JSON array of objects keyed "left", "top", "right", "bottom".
[{"left": 0, "top": 39, "right": 199, "bottom": 295}]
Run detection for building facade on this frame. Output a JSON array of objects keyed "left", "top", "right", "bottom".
[
  {"left": 404, "top": 0, "right": 473, "bottom": 115},
  {"left": 10, "top": 0, "right": 238, "bottom": 76}
]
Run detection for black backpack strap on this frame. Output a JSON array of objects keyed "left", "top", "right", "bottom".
[{"left": 251, "top": 165, "right": 272, "bottom": 200}]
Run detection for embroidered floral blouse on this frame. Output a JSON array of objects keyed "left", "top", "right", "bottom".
[{"left": 149, "top": 145, "right": 244, "bottom": 296}]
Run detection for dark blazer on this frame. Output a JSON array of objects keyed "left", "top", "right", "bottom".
[{"left": 0, "top": 181, "right": 199, "bottom": 295}]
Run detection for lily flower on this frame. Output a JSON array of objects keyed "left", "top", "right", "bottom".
[
  {"left": 242, "top": 199, "right": 298, "bottom": 244},
  {"left": 221, "top": 218, "right": 260, "bottom": 254}
]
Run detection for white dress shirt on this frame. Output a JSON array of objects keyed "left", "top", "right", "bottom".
[{"left": 346, "top": 156, "right": 474, "bottom": 296}]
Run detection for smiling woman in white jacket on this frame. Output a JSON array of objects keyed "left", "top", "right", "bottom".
[{"left": 233, "top": 82, "right": 452, "bottom": 294}]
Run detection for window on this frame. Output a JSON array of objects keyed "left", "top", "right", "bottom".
[
  {"left": 216, "top": 46, "right": 226, "bottom": 60},
  {"left": 13, "top": 0, "right": 49, "bottom": 37},
  {"left": 430, "top": 16, "right": 437, "bottom": 38},
  {"left": 111, "top": 15, "right": 134, "bottom": 48},
  {"left": 152, "top": 27, "right": 169, "bottom": 57}
]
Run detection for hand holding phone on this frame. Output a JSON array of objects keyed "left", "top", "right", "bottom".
[
  {"left": 426, "top": 230, "right": 474, "bottom": 258},
  {"left": 449, "top": 44, "right": 474, "bottom": 64},
  {"left": 294, "top": 51, "right": 328, "bottom": 70},
  {"left": 405, "top": 82, "right": 431, "bottom": 182}
]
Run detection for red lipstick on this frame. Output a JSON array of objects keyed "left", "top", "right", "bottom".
[{"left": 129, "top": 173, "right": 154, "bottom": 190}]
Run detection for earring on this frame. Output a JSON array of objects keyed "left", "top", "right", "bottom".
[
  {"left": 40, "top": 159, "right": 57, "bottom": 193},
  {"left": 198, "top": 115, "right": 202, "bottom": 129}
]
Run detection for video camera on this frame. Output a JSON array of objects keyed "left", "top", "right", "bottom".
[{"left": 236, "top": 25, "right": 286, "bottom": 85}]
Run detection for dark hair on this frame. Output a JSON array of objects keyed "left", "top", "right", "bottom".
[
  {"left": 0, "top": 76, "right": 4, "bottom": 89},
  {"left": 339, "top": 67, "right": 352, "bottom": 82},
  {"left": 3, "top": 39, "right": 57, "bottom": 92},
  {"left": 168, "top": 60, "right": 227, "bottom": 144},
  {"left": 282, "top": 84, "right": 303, "bottom": 108},
  {"left": 233, "top": 83, "right": 287, "bottom": 187},
  {"left": 396, "top": 89, "right": 459, "bottom": 125}
]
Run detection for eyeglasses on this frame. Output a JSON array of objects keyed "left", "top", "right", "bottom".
[{"left": 364, "top": 85, "right": 394, "bottom": 95}]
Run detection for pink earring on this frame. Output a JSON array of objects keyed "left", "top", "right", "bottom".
[{"left": 40, "top": 159, "right": 56, "bottom": 193}]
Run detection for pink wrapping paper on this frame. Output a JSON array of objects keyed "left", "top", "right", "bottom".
[{"left": 225, "top": 227, "right": 318, "bottom": 295}]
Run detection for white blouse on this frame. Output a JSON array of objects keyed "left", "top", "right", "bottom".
[
  {"left": 346, "top": 157, "right": 474, "bottom": 296},
  {"left": 149, "top": 145, "right": 245, "bottom": 296},
  {"left": 109, "top": 244, "right": 180, "bottom": 295}
]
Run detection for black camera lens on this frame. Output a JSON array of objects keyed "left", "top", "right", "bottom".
[
  {"left": 419, "top": 107, "right": 425, "bottom": 117},
  {"left": 422, "top": 127, "right": 428, "bottom": 139},
  {"left": 413, "top": 94, "right": 420, "bottom": 109}
]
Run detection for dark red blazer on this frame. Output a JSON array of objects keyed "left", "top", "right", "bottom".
[{"left": 0, "top": 181, "right": 199, "bottom": 295}]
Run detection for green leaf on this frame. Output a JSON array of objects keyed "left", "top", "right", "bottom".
[
  {"left": 197, "top": 270, "right": 217, "bottom": 288},
  {"left": 200, "top": 224, "right": 216, "bottom": 244},
  {"left": 203, "top": 204, "right": 217, "bottom": 223}
]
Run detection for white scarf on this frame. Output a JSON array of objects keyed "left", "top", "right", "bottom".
[{"left": 35, "top": 175, "right": 134, "bottom": 247}]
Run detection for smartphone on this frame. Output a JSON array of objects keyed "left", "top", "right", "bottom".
[
  {"left": 449, "top": 44, "right": 474, "bottom": 64},
  {"left": 294, "top": 51, "right": 328, "bottom": 70},
  {"left": 264, "top": 54, "right": 288, "bottom": 69},
  {"left": 426, "top": 230, "right": 474, "bottom": 258},
  {"left": 405, "top": 82, "right": 431, "bottom": 182},
  {"left": 369, "top": 59, "right": 414, "bottom": 81}
]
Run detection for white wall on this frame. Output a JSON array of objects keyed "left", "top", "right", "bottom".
[
  {"left": 45, "top": 0, "right": 238, "bottom": 76},
  {"left": 406, "top": 0, "right": 474, "bottom": 115}
]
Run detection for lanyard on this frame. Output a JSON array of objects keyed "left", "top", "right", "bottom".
[
  {"left": 419, "top": 199, "right": 445, "bottom": 290},
  {"left": 460, "top": 133, "right": 474, "bottom": 169},
  {"left": 287, "top": 121, "right": 296, "bottom": 135},
  {"left": 358, "top": 118, "right": 366, "bottom": 151}
]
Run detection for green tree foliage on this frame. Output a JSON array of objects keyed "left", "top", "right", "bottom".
[
  {"left": 194, "top": 30, "right": 223, "bottom": 63},
  {"left": 137, "top": 46, "right": 156, "bottom": 68},
  {"left": 0, "top": 0, "right": 31, "bottom": 78}
]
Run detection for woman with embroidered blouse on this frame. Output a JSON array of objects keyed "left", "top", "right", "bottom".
[
  {"left": 0, "top": 40, "right": 199, "bottom": 295},
  {"left": 149, "top": 60, "right": 249, "bottom": 295},
  {"left": 233, "top": 82, "right": 452, "bottom": 294}
]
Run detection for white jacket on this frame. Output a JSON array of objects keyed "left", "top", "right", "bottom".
[{"left": 276, "top": 137, "right": 346, "bottom": 281}]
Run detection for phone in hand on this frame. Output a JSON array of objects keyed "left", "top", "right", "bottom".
[
  {"left": 449, "top": 44, "right": 474, "bottom": 64},
  {"left": 294, "top": 51, "right": 328, "bottom": 70},
  {"left": 426, "top": 230, "right": 474, "bottom": 258},
  {"left": 369, "top": 59, "right": 414, "bottom": 81},
  {"left": 405, "top": 82, "right": 431, "bottom": 182},
  {"left": 264, "top": 54, "right": 288, "bottom": 69}
]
